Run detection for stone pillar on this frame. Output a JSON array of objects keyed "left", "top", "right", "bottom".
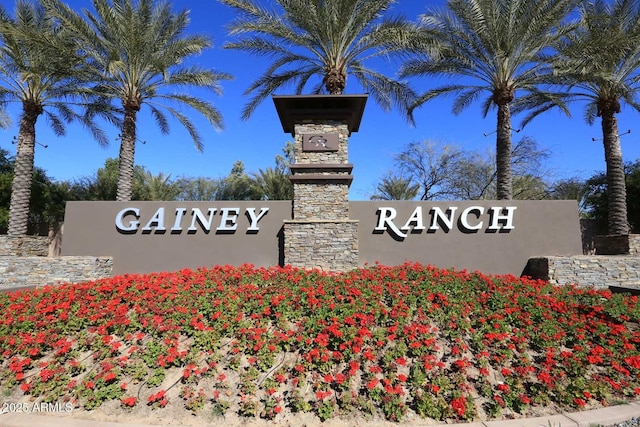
[{"left": 273, "top": 95, "right": 367, "bottom": 271}]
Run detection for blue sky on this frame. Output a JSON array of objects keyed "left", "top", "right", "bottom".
[{"left": 1, "top": 0, "right": 639, "bottom": 200}]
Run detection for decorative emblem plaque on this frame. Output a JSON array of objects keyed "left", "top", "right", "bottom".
[{"left": 302, "top": 133, "right": 339, "bottom": 151}]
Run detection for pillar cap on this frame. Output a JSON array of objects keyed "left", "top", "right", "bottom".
[{"left": 272, "top": 94, "right": 368, "bottom": 136}]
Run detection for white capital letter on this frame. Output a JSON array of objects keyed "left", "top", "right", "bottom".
[
  {"left": 217, "top": 208, "right": 239, "bottom": 231},
  {"left": 488, "top": 206, "right": 517, "bottom": 231},
  {"left": 171, "top": 208, "right": 187, "bottom": 232},
  {"left": 375, "top": 207, "right": 407, "bottom": 239},
  {"left": 115, "top": 208, "right": 140, "bottom": 232},
  {"left": 188, "top": 208, "right": 217, "bottom": 232},
  {"left": 401, "top": 206, "right": 426, "bottom": 232},
  {"left": 246, "top": 207, "right": 269, "bottom": 231},
  {"left": 460, "top": 206, "right": 484, "bottom": 231},
  {"left": 142, "top": 207, "right": 166, "bottom": 232},
  {"left": 428, "top": 207, "right": 458, "bottom": 231}
]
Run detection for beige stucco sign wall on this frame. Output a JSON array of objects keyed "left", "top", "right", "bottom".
[
  {"left": 352, "top": 200, "right": 582, "bottom": 275},
  {"left": 62, "top": 200, "right": 582, "bottom": 276},
  {"left": 62, "top": 201, "right": 292, "bottom": 275}
]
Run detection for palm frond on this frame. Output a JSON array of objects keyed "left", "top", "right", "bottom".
[{"left": 219, "top": 0, "right": 418, "bottom": 119}]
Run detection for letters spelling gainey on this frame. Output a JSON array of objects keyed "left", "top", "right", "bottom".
[{"left": 115, "top": 207, "right": 270, "bottom": 233}]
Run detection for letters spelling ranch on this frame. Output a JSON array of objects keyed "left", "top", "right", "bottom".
[{"left": 375, "top": 206, "right": 517, "bottom": 239}]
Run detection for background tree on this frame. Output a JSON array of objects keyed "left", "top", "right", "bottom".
[
  {"left": 582, "top": 160, "right": 640, "bottom": 233},
  {"left": 382, "top": 138, "right": 554, "bottom": 201},
  {"left": 219, "top": 0, "right": 419, "bottom": 119},
  {"left": 175, "top": 177, "right": 220, "bottom": 201},
  {"left": 0, "top": 148, "right": 13, "bottom": 232},
  {"left": 0, "top": 148, "right": 67, "bottom": 234},
  {"left": 370, "top": 172, "right": 419, "bottom": 200},
  {"left": 400, "top": 0, "right": 577, "bottom": 200},
  {"left": 0, "top": 0, "right": 108, "bottom": 236},
  {"left": 542, "top": 0, "right": 640, "bottom": 235},
  {"left": 250, "top": 142, "right": 294, "bottom": 200},
  {"left": 139, "top": 171, "right": 183, "bottom": 201},
  {"left": 67, "top": 158, "right": 148, "bottom": 201},
  {"left": 394, "top": 140, "right": 464, "bottom": 200},
  {"left": 215, "top": 161, "right": 263, "bottom": 200},
  {"left": 45, "top": 0, "right": 232, "bottom": 201}
]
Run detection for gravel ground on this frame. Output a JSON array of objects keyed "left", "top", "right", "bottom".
[{"left": 609, "top": 418, "right": 640, "bottom": 427}]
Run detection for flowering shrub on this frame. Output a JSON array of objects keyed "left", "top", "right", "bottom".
[{"left": 1, "top": 263, "right": 639, "bottom": 423}]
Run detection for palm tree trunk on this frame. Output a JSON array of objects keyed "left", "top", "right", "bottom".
[
  {"left": 324, "top": 68, "right": 346, "bottom": 94},
  {"left": 495, "top": 102, "right": 513, "bottom": 200},
  {"left": 116, "top": 107, "right": 138, "bottom": 201},
  {"left": 601, "top": 107, "right": 628, "bottom": 235},
  {"left": 7, "top": 112, "right": 39, "bottom": 236}
]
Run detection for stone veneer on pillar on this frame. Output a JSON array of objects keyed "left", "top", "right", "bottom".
[{"left": 273, "top": 95, "right": 367, "bottom": 271}]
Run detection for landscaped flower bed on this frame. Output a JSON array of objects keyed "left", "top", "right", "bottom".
[{"left": 1, "top": 262, "right": 639, "bottom": 424}]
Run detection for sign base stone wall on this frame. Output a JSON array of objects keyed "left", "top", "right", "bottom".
[
  {"left": 284, "top": 220, "right": 358, "bottom": 271},
  {"left": 524, "top": 255, "right": 640, "bottom": 290}
]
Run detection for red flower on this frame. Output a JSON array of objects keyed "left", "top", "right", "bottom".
[
  {"left": 451, "top": 396, "right": 466, "bottom": 417},
  {"left": 121, "top": 397, "right": 137, "bottom": 407},
  {"left": 624, "top": 355, "right": 640, "bottom": 369},
  {"left": 316, "top": 390, "right": 331, "bottom": 400},
  {"left": 574, "top": 398, "right": 586, "bottom": 407},
  {"left": 39, "top": 368, "right": 55, "bottom": 382},
  {"left": 496, "top": 383, "right": 509, "bottom": 393}
]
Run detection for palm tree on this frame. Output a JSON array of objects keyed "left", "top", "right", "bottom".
[
  {"left": 400, "top": 0, "right": 577, "bottom": 200},
  {"left": 0, "top": 1, "right": 108, "bottom": 237},
  {"left": 218, "top": 0, "right": 420, "bottom": 120},
  {"left": 370, "top": 173, "right": 419, "bottom": 200},
  {"left": 251, "top": 167, "right": 294, "bottom": 200},
  {"left": 44, "top": 0, "right": 232, "bottom": 201},
  {"left": 140, "top": 171, "right": 182, "bottom": 201},
  {"left": 546, "top": 0, "right": 640, "bottom": 236}
]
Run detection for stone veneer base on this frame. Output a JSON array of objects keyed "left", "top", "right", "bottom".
[
  {"left": 283, "top": 220, "right": 359, "bottom": 272},
  {"left": 0, "top": 256, "right": 113, "bottom": 291},
  {"left": 524, "top": 255, "right": 640, "bottom": 290}
]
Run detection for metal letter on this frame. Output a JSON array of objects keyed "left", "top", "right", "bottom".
[
  {"left": 460, "top": 206, "right": 484, "bottom": 231},
  {"left": 401, "top": 206, "right": 426, "bottom": 232},
  {"left": 217, "top": 208, "right": 239, "bottom": 231},
  {"left": 141, "top": 208, "right": 166, "bottom": 233},
  {"left": 171, "top": 208, "right": 187, "bottom": 232},
  {"left": 115, "top": 208, "right": 140, "bottom": 233},
  {"left": 374, "top": 207, "right": 407, "bottom": 239},
  {"left": 188, "top": 208, "right": 217, "bottom": 232},
  {"left": 428, "top": 207, "right": 458, "bottom": 231},
  {"left": 488, "top": 206, "right": 517, "bottom": 230},
  {"left": 246, "top": 207, "right": 269, "bottom": 231}
]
